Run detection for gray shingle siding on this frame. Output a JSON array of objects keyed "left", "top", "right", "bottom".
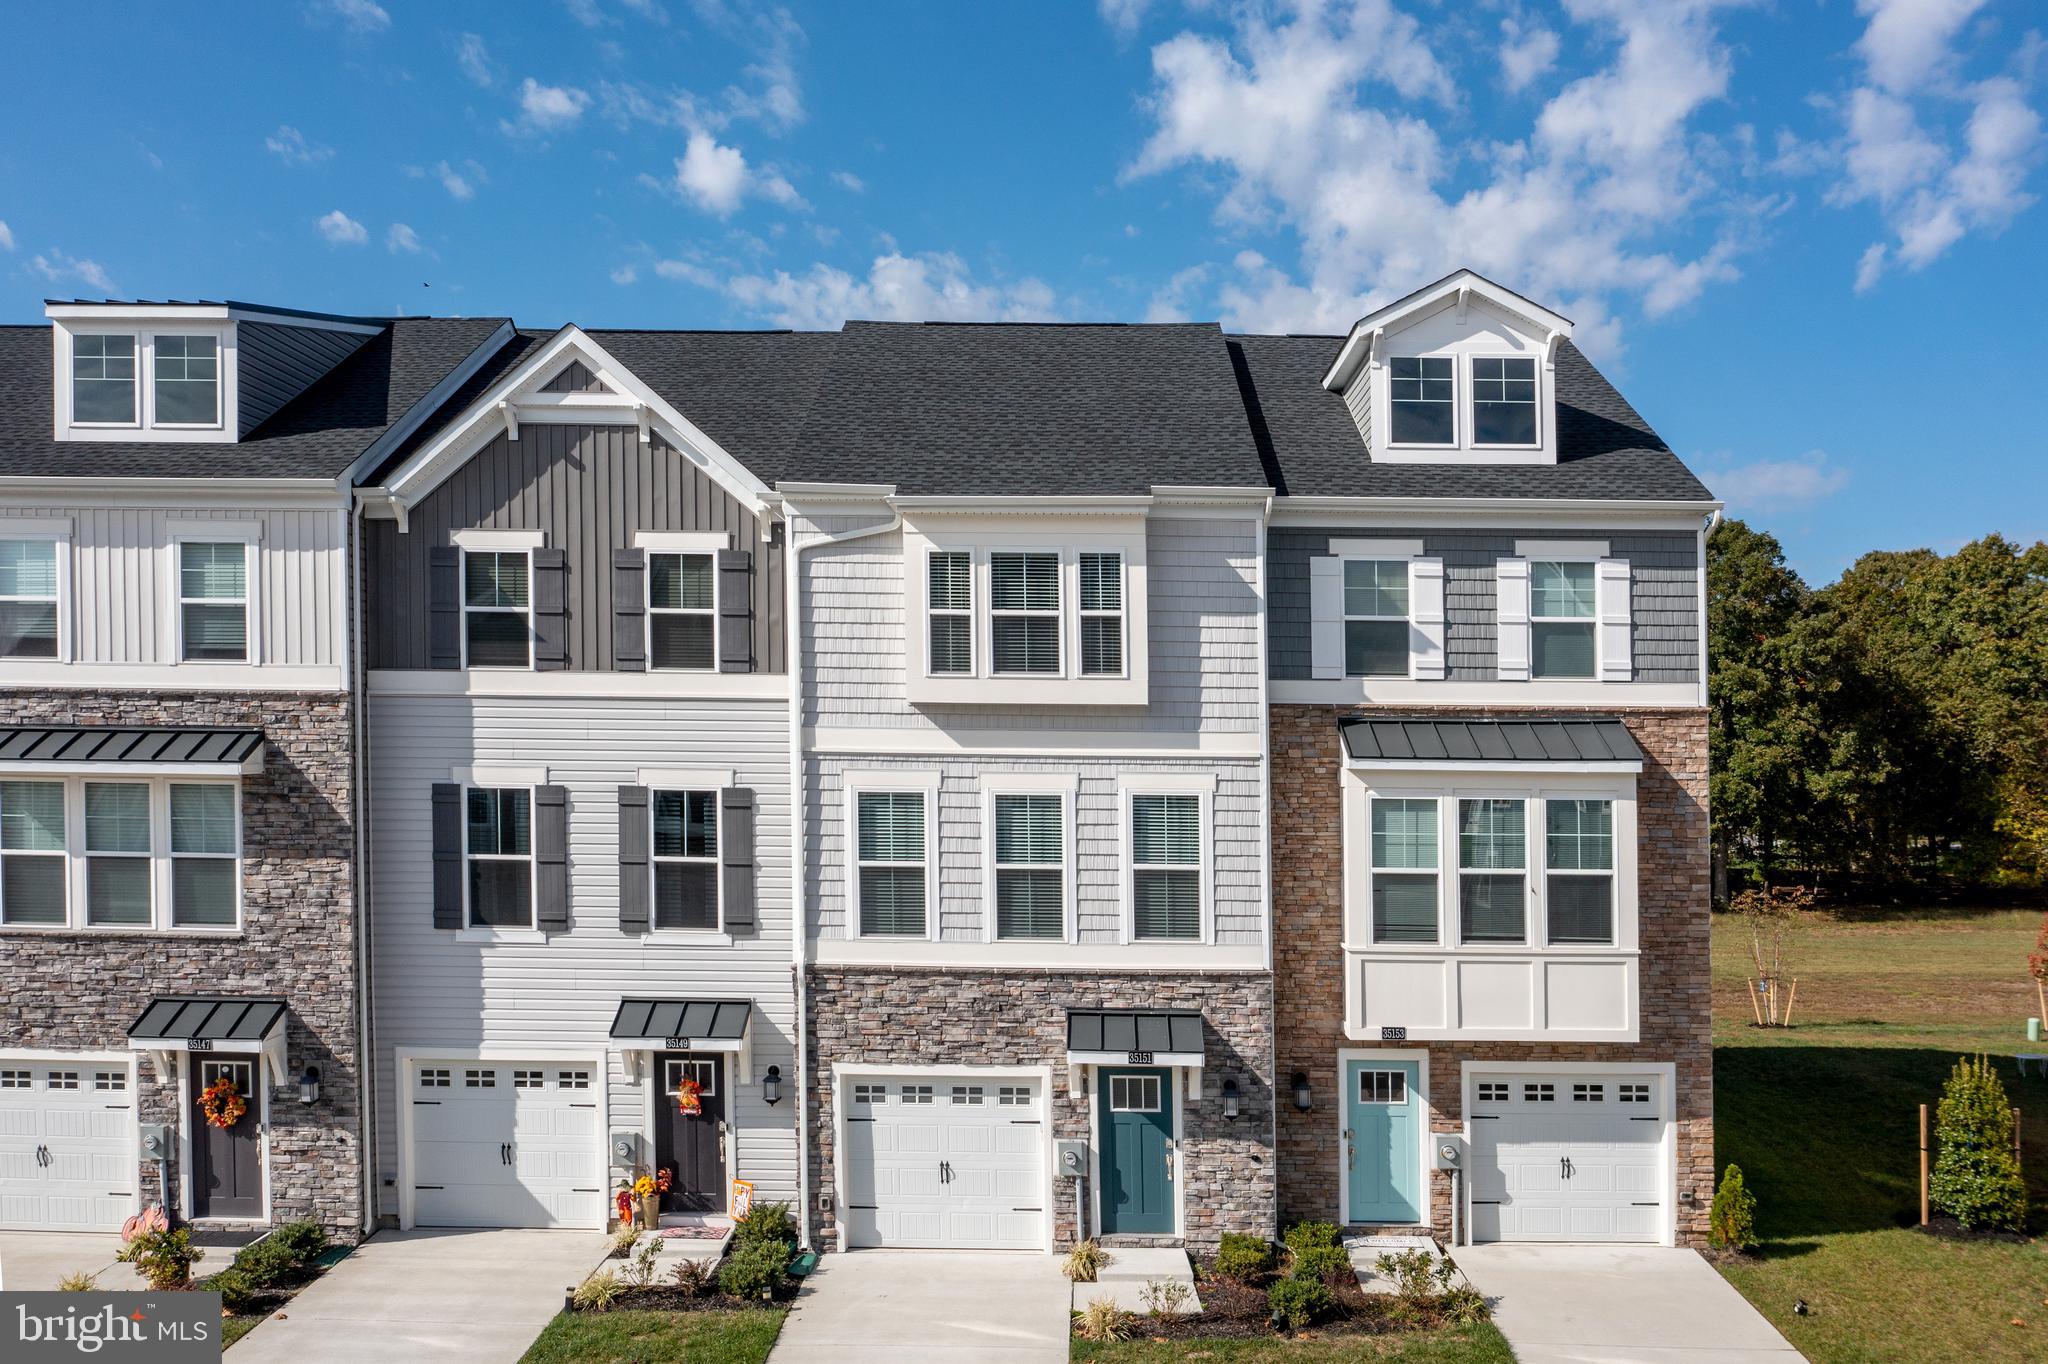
[
  {"left": 1269, "top": 527, "right": 1700, "bottom": 684},
  {"left": 236, "top": 322, "right": 370, "bottom": 437}
]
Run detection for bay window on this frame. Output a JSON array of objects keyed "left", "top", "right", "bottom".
[
  {"left": 1458, "top": 798, "right": 1527, "bottom": 944},
  {"left": 1545, "top": 799, "right": 1614, "bottom": 944},
  {"left": 170, "top": 783, "right": 238, "bottom": 927},
  {"left": 1370, "top": 797, "right": 1438, "bottom": 943},
  {"left": 85, "top": 782, "right": 152, "bottom": 926},
  {"left": 0, "top": 780, "right": 66, "bottom": 925},
  {"left": 0, "top": 777, "right": 240, "bottom": 932}
]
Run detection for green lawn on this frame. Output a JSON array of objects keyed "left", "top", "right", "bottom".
[
  {"left": 518, "top": 1308, "right": 787, "bottom": 1364},
  {"left": 1712, "top": 906, "right": 2048, "bottom": 1364},
  {"left": 220, "top": 1315, "right": 263, "bottom": 1350},
  {"left": 1071, "top": 1323, "right": 1515, "bottom": 1363}
]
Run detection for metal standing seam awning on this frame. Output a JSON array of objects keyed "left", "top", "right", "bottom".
[
  {"left": 1338, "top": 716, "right": 1644, "bottom": 770},
  {"left": 608, "top": 998, "right": 757, "bottom": 1082},
  {"left": 0, "top": 727, "right": 266, "bottom": 775},
  {"left": 1065, "top": 1009, "right": 1207, "bottom": 1101},
  {"left": 127, "top": 996, "right": 290, "bottom": 1086}
]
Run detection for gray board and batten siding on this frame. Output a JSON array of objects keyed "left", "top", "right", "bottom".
[
  {"left": 1267, "top": 528, "right": 1700, "bottom": 684},
  {"left": 362, "top": 422, "right": 786, "bottom": 673}
]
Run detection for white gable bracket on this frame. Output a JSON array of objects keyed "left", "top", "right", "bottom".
[
  {"left": 1544, "top": 329, "right": 1565, "bottom": 372},
  {"left": 498, "top": 400, "right": 518, "bottom": 443}
]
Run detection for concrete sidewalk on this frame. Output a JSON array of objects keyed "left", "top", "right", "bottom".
[
  {"left": 1457, "top": 1243, "right": 1806, "bottom": 1364},
  {"left": 0, "top": 1232, "right": 131, "bottom": 1291},
  {"left": 229, "top": 1228, "right": 609, "bottom": 1364},
  {"left": 771, "top": 1250, "right": 1070, "bottom": 1363}
]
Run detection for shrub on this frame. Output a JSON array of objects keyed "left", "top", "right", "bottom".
[
  {"left": 732, "top": 1200, "right": 797, "bottom": 1248},
  {"left": 1267, "top": 1276, "right": 1335, "bottom": 1330},
  {"left": 1930, "top": 1054, "right": 2028, "bottom": 1231},
  {"left": 1442, "top": 1283, "right": 1491, "bottom": 1324},
  {"left": 1709, "top": 1164, "right": 1759, "bottom": 1251},
  {"left": 1139, "top": 1278, "right": 1192, "bottom": 1316},
  {"left": 572, "top": 1269, "right": 626, "bottom": 1313},
  {"left": 232, "top": 1237, "right": 305, "bottom": 1289},
  {"left": 268, "top": 1220, "right": 329, "bottom": 1264},
  {"left": 621, "top": 1238, "right": 661, "bottom": 1289},
  {"left": 116, "top": 1225, "right": 202, "bottom": 1291},
  {"left": 55, "top": 1271, "right": 99, "bottom": 1293},
  {"left": 1061, "top": 1239, "right": 1111, "bottom": 1283},
  {"left": 1374, "top": 1248, "right": 1451, "bottom": 1306},
  {"left": 1282, "top": 1221, "right": 1341, "bottom": 1254},
  {"left": 1213, "top": 1232, "right": 1275, "bottom": 1282},
  {"left": 718, "top": 1238, "right": 791, "bottom": 1301},
  {"left": 607, "top": 1225, "right": 641, "bottom": 1259},
  {"left": 671, "top": 1257, "right": 715, "bottom": 1298},
  {"left": 208, "top": 1269, "right": 261, "bottom": 1314},
  {"left": 1290, "top": 1243, "right": 1352, "bottom": 1286},
  {"left": 1074, "top": 1297, "right": 1134, "bottom": 1342}
]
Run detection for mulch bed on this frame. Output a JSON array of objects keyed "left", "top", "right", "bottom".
[
  {"left": 1079, "top": 1270, "right": 1453, "bottom": 1342},
  {"left": 1915, "top": 1215, "right": 2033, "bottom": 1245}
]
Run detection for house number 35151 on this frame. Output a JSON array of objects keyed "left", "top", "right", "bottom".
[{"left": 1126, "top": 1051, "right": 1153, "bottom": 1064}]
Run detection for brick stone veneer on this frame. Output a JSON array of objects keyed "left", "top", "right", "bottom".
[
  {"left": 805, "top": 966, "right": 1274, "bottom": 1251},
  {"left": 1270, "top": 704, "right": 1712, "bottom": 1245},
  {"left": 0, "top": 691, "right": 361, "bottom": 1237}
]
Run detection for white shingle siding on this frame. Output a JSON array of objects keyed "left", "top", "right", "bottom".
[{"left": 367, "top": 695, "right": 796, "bottom": 1217}]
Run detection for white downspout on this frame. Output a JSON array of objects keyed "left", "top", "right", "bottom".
[{"left": 347, "top": 489, "right": 377, "bottom": 1238}]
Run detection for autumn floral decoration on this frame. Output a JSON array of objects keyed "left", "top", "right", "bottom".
[
  {"left": 198, "top": 1074, "right": 247, "bottom": 1129},
  {"left": 674, "top": 1074, "right": 703, "bottom": 1116}
]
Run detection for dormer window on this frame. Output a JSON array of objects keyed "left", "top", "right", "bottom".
[
  {"left": 72, "top": 335, "right": 137, "bottom": 425},
  {"left": 1472, "top": 357, "right": 1537, "bottom": 446},
  {"left": 990, "top": 552, "right": 1060, "bottom": 675},
  {"left": 1388, "top": 357, "right": 1454, "bottom": 445},
  {"left": 152, "top": 335, "right": 220, "bottom": 426}
]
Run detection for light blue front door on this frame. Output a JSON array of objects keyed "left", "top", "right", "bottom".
[{"left": 1346, "top": 1059, "right": 1422, "bottom": 1224}]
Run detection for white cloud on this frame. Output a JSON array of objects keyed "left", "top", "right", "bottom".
[
  {"left": 265, "top": 125, "right": 334, "bottom": 166},
  {"left": 563, "top": 0, "right": 607, "bottom": 26},
  {"left": 507, "top": 78, "right": 591, "bottom": 135},
  {"left": 315, "top": 0, "right": 389, "bottom": 34},
  {"left": 1699, "top": 449, "right": 1850, "bottom": 511},
  {"left": 700, "top": 251, "right": 1059, "bottom": 329},
  {"left": 611, "top": 265, "right": 639, "bottom": 285},
  {"left": 1854, "top": 0, "right": 1987, "bottom": 95},
  {"left": 620, "top": 0, "right": 668, "bottom": 21},
  {"left": 831, "top": 170, "right": 866, "bottom": 193},
  {"left": 433, "top": 159, "right": 484, "bottom": 201},
  {"left": 670, "top": 132, "right": 805, "bottom": 216},
  {"left": 1498, "top": 17, "right": 1560, "bottom": 94},
  {"left": 1099, "top": 0, "right": 1150, "bottom": 36},
  {"left": 597, "top": 8, "right": 804, "bottom": 136},
  {"left": 386, "top": 222, "right": 424, "bottom": 254},
  {"left": 28, "top": 250, "right": 115, "bottom": 294},
  {"left": 1143, "top": 264, "right": 1214, "bottom": 322},
  {"left": 456, "top": 33, "right": 494, "bottom": 88},
  {"left": 317, "top": 210, "right": 368, "bottom": 246},
  {"left": 0, "top": 221, "right": 13, "bottom": 252}
]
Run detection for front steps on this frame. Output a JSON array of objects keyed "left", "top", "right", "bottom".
[
  {"left": 1071, "top": 1246, "right": 1202, "bottom": 1314},
  {"left": 1345, "top": 1232, "right": 1452, "bottom": 1294}
]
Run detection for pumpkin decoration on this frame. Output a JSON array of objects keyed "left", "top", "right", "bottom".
[
  {"left": 673, "top": 1075, "right": 703, "bottom": 1117},
  {"left": 198, "top": 1075, "right": 247, "bottom": 1130}
]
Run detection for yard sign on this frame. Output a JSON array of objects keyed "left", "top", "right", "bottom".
[{"left": 731, "top": 1178, "right": 754, "bottom": 1220}]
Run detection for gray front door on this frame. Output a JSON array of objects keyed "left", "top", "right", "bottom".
[
  {"left": 655, "top": 1055, "right": 727, "bottom": 1213},
  {"left": 191, "top": 1057, "right": 262, "bottom": 1220}
]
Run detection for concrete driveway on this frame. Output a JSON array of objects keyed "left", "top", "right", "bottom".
[
  {"left": 771, "top": 1251, "right": 1071, "bottom": 1363},
  {"left": 1457, "top": 1244, "right": 1805, "bottom": 1364},
  {"left": 230, "top": 1228, "right": 609, "bottom": 1364},
  {"left": 0, "top": 1232, "right": 133, "bottom": 1291}
]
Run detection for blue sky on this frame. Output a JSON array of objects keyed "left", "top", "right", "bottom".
[{"left": 1, "top": 0, "right": 2041, "bottom": 582}]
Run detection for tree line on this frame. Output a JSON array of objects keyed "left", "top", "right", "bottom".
[{"left": 1708, "top": 519, "right": 2048, "bottom": 899}]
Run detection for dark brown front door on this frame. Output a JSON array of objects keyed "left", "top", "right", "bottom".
[
  {"left": 191, "top": 1057, "right": 263, "bottom": 1220},
  {"left": 655, "top": 1054, "right": 726, "bottom": 1213}
]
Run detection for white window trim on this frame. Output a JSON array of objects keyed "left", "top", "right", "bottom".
[
  {"left": 1526, "top": 554, "right": 1601, "bottom": 683},
  {"left": 55, "top": 323, "right": 239, "bottom": 442},
  {"left": 986, "top": 546, "right": 1066, "bottom": 679},
  {"left": 0, "top": 523, "right": 73, "bottom": 664},
  {"left": 461, "top": 782, "right": 539, "bottom": 935},
  {"left": 1118, "top": 777, "right": 1214, "bottom": 946},
  {"left": 634, "top": 530, "right": 731, "bottom": 554},
  {"left": 648, "top": 785, "right": 724, "bottom": 936},
  {"left": 1468, "top": 353, "right": 1542, "bottom": 450},
  {"left": 1455, "top": 795, "right": 1532, "bottom": 948},
  {"left": 844, "top": 771, "right": 941, "bottom": 943},
  {"left": 166, "top": 527, "right": 260, "bottom": 668},
  {"left": 1384, "top": 354, "right": 1459, "bottom": 450},
  {"left": 0, "top": 775, "right": 243, "bottom": 935},
  {"left": 643, "top": 547, "right": 719, "bottom": 674},
  {"left": 149, "top": 332, "right": 226, "bottom": 431},
  {"left": 1075, "top": 550, "right": 1130, "bottom": 680},
  {"left": 1542, "top": 795, "right": 1620, "bottom": 949},
  {"left": 925, "top": 547, "right": 974, "bottom": 677},
  {"left": 459, "top": 546, "right": 534, "bottom": 672},
  {"left": 450, "top": 529, "right": 547, "bottom": 551},
  {"left": 1366, "top": 793, "right": 1442, "bottom": 947},
  {"left": 1340, "top": 556, "right": 1413, "bottom": 680},
  {"left": 980, "top": 777, "right": 1078, "bottom": 945}
]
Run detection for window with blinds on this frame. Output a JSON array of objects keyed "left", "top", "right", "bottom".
[
  {"left": 993, "top": 793, "right": 1063, "bottom": 939},
  {"left": 1459, "top": 798, "right": 1526, "bottom": 943},
  {"left": 990, "top": 552, "right": 1060, "bottom": 674},
  {"left": 648, "top": 553, "right": 715, "bottom": 671},
  {"left": 466, "top": 787, "right": 533, "bottom": 928},
  {"left": 1530, "top": 560, "right": 1596, "bottom": 679},
  {"left": 0, "top": 541, "right": 59, "bottom": 660},
  {"left": 1545, "top": 798, "right": 1614, "bottom": 944},
  {"left": 1131, "top": 793, "right": 1201, "bottom": 940},
  {"left": 1078, "top": 552, "right": 1123, "bottom": 676},
  {"left": 464, "top": 550, "right": 531, "bottom": 669},
  {"left": 169, "top": 783, "right": 237, "bottom": 927},
  {"left": 1370, "top": 797, "right": 1438, "bottom": 944},
  {"left": 85, "top": 781, "right": 151, "bottom": 926},
  {"left": 0, "top": 780, "right": 66, "bottom": 925},
  {"left": 856, "top": 790, "right": 926, "bottom": 936},
  {"left": 928, "top": 551, "right": 972, "bottom": 674},
  {"left": 1344, "top": 559, "right": 1409, "bottom": 677},
  {"left": 653, "top": 789, "right": 719, "bottom": 930},
  {"left": 179, "top": 541, "right": 248, "bottom": 662}
]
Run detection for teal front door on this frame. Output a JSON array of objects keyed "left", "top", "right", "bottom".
[
  {"left": 1099, "top": 1067, "right": 1173, "bottom": 1235},
  {"left": 1346, "top": 1059, "right": 1422, "bottom": 1224}
]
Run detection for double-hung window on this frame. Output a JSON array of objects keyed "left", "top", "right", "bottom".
[
  {"left": 1344, "top": 560, "right": 1409, "bottom": 677},
  {"left": 169, "top": 784, "right": 238, "bottom": 927},
  {"left": 647, "top": 553, "right": 715, "bottom": 671},
  {"left": 466, "top": 787, "right": 533, "bottom": 928},
  {"left": 464, "top": 551, "right": 531, "bottom": 668},
  {"left": 856, "top": 791, "right": 926, "bottom": 937},
  {"left": 85, "top": 782, "right": 152, "bottom": 927},
  {"left": 990, "top": 552, "right": 1060, "bottom": 674},
  {"left": 179, "top": 542, "right": 248, "bottom": 662},
  {"left": 1388, "top": 356, "right": 1454, "bottom": 444},
  {"left": 0, "top": 778, "right": 240, "bottom": 932},
  {"left": 0, "top": 781, "right": 67, "bottom": 926},
  {"left": 992, "top": 793, "right": 1064, "bottom": 939},
  {"left": 153, "top": 335, "right": 221, "bottom": 426},
  {"left": 1459, "top": 799, "right": 1526, "bottom": 944},
  {"left": 1530, "top": 561, "right": 1596, "bottom": 679},
  {"left": 1370, "top": 797, "right": 1438, "bottom": 943},
  {"left": 0, "top": 541, "right": 60, "bottom": 660},
  {"left": 1130, "top": 794, "right": 1201, "bottom": 941},
  {"left": 652, "top": 790, "right": 719, "bottom": 930},
  {"left": 1078, "top": 552, "right": 1124, "bottom": 676},
  {"left": 1471, "top": 356, "right": 1537, "bottom": 446},
  {"left": 1545, "top": 799, "right": 1614, "bottom": 944},
  {"left": 72, "top": 335, "right": 137, "bottom": 425},
  {"left": 928, "top": 551, "right": 972, "bottom": 675}
]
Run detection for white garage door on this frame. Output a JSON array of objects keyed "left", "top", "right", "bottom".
[
  {"left": 410, "top": 1061, "right": 604, "bottom": 1229},
  {"left": 842, "top": 1075, "right": 1044, "bottom": 1250},
  {"left": 1470, "top": 1072, "right": 1666, "bottom": 1243},
  {"left": 0, "top": 1061, "right": 136, "bottom": 1232}
]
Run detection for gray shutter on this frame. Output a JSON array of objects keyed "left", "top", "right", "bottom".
[
  {"left": 429, "top": 547, "right": 462, "bottom": 670},
  {"left": 431, "top": 782, "right": 463, "bottom": 929},
  {"left": 613, "top": 548, "right": 646, "bottom": 673},
  {"left": 532, "top": 547, "right": 568, "bottom": 671},
  {"left": 535, "top": 784, "right": 570, "bottom": 932},
  {"left": 717, "top": 549, "right": 753, "bottom": 674},
  {"left": 721, "top": 787, "right": 756, "bottom": 933},
  {"left": 618, "top": 785, "right": 650, "bottom": 935}
]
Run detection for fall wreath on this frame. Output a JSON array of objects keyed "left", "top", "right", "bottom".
[
  {"left": 198, "top": 1075, "right": 246, "bottom": 1130},
  {"left": 673, "top": 1075, "right": 703, "bottom": 1117}
]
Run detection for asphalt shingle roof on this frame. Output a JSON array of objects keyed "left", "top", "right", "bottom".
[{"left": 0, "top": 317, "right": 508, "bottom": 480}]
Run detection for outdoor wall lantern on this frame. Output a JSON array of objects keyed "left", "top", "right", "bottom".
[
  {"left": 763, "top": 1065, "right": 783, "bottom": 1106},
  {"left": 1221, "top": 1076, "right": 1241, "bottom": 1120},
  {"left": 298, "top": 1065, "right": 322, "bottom": 1106},
  {"left": 1291, "top": 1071, "right": 1312, "bottom": 1113}
]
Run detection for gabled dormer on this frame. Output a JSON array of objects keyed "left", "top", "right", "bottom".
[
  {"left": 1321, "top": 269, "right": 1573, "bottom": 467},
  {"left": 45, "top": 301, "right": 382, "bottom": 443}
]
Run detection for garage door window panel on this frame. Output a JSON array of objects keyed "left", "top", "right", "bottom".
[{"left": 1459, "top": 799, "right": 1526, "bottom": 944}]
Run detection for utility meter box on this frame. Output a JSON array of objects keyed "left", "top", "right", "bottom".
[
  {"left": 138, "top": 1123, "right": 171, "bottom": 1162},
  {"left": 609, "top": 1131, "right": 640, "bottom": 1167},
  {"left": 1431, "top": 1135, "right": 1466, "bottom": 1170},
  {"left": 1055, "top": 1140, "right": 1088, "bottom": 1177}
]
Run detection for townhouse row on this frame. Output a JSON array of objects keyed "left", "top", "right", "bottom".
[{"left": 0, "top": 272, "right": 1715, "bottom": 1253}]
